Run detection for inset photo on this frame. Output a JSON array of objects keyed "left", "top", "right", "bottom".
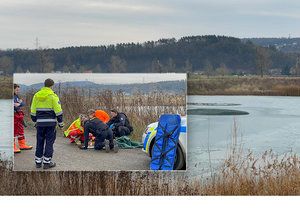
[{"left": 13, "top": 73, "right": 187, "bottom": 171}]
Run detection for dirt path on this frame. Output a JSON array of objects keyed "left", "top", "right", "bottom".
[{"left": 14, "top": 128, "right": 150, "bottom": 171}]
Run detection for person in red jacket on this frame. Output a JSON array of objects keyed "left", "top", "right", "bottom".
[{"left": 14, "top": 84, "right": 33, "bottom": 153}]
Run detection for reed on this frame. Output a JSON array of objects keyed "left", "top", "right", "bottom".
[
  {"left": 188, "top": 75, "right": 300, "bottom": 96},
  {"left": 0, "top": 76, "right": 12, "bottom": 99}
]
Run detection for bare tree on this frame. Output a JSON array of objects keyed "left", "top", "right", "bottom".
[
  {"left": 150, "top": 59, "right": 163, "bottom": 73},
  {"left": 216, "top": 63, "right": 229, "bottom": 77},
  {"left": 204, "top": 60, "right": 213, "bottom": 78},
  {"left": 291, "top": 56, "right": 300, "bottom": 76},
  {"left": 183, "top": 59, "right": 193, "bottom": 73},
  {"left": 109, "top": 55, "right": 127, "bottom": 73},
  {"left": 0, "top": 56, "right": 14, "bottom": 75},
  {"left": 255, "top": 47, "right": 271, "bottom": 77},
  {"left": 165, "top": 58, "right": 176, "bottom": 72}
]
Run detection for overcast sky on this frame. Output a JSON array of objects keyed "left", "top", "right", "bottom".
[
  {"left": 1, "top": 0, "right": 300, "bottom": 49},
  {"left": 14, "top": 73, "right": 186, "bottom": 85}
]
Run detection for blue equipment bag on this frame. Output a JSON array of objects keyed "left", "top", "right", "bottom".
[{"left": 150, "top": 114, "right": 181, "bottom": 170}]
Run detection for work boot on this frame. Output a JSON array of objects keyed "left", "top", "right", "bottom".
[
  {"left": 43, "top": 162, "right": 56, "bottom": 169},
  {"left": 104, "top": 140, "right": 110, "bottom": 153},
  {"left": 14, "top": 142, "right": 21, "bottom": 153},
  {"left": 35, "top": 157, "right": 43, "bottom": 168},
  {"left": 18, "top": 139, "right": 33, "bottom": 150},
  {"left": 36, "top": 163, "right": 42, "bottom": 168},
  {"left": 112, "top": 139, "right": 119, "bottom": 153}
]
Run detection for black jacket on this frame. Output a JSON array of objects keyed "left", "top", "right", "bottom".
[
  {"left": 84, "top": 117, "right": 109, "bottom": 148},
  {"left": 107, "top": 112, "right": 133, "bottom": 131}
]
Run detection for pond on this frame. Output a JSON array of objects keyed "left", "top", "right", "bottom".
[
  {"left": 187, "top": 96, "right": 300, "bottom": 177},
  {"left": 0, "top": 100, "right": 13, "bottom": 161}
]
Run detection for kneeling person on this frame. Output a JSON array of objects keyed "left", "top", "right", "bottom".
[
  {"left": 107, "top": 109, "right": 133, "bottom": 138},
  {"left": 80, "top": 109, "right": 118, "bottom": 153}
]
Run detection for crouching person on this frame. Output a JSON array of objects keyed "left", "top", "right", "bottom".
[
  {"left": 79, "top": 109, "right": 118, "bottom": 153},
  {"left": 107, "top": 109, "right": 133, "bottom": 138},
  {"left": 64, "top": 114, "right": 88, "bottom": 144}
]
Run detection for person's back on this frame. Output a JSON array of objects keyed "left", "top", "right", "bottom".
[
  {"left": 30, "top": 79, "right": 64, "bottom": 169},
  {"left": 95, "top": 110, "right": 110, "bottom": 123},
  {"left": 84, "top": 117, "right": 108, "bottom": 136},
  {"left": 81, "top": 109, "right": 118, "bottom": 152},
  {"left": 31, "top": 87, "right": 62, "bottom": 127}
]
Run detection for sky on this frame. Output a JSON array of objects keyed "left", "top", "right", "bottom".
[
  {"left": 14, "top": 73, "right": 186, "bottom": 85},
  {"left": 1, "top": 0, "right": 300, "bottom": 49}
]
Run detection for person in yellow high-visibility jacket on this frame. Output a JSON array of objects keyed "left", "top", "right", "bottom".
[
  {"left": 64, "top": 114, "right": 87, "bottom": 143},
  {"left": 30, "top": 78, "right": 64, "bottom": 169}
]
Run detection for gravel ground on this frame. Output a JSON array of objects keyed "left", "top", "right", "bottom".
[{"left": 14, "top": 128, "right": 150, "bottom": 171}]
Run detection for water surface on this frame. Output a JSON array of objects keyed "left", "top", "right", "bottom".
[
  {"left": 187, "top": 96, "right": 300, "bottom": 177},
  {"left": 0, "top": 100, "right": 13, "bottom": 161}
]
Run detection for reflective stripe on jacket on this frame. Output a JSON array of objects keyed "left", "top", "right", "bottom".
[
  {"left": 30, "top": 87, "right": 63, "bottom": 127},
  {"left": 64, "top": 118, "right": 83, "bottom": 137}
]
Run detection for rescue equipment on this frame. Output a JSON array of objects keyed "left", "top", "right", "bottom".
[{"left": 150, "top": 114, "right": 181, "bottom": 170}]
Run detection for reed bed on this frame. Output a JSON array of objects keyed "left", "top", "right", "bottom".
[
  {"left": 1, "top": 149, "right": 299, "bottom": 195},
  {"left": 194, "top": 119, "right": 300, "bottom": 195},
  {"left": 1, "top": 119, "right": 299, "bottom": 195},
  {"left": 0, "top": 76, "right": 12, "bottom": 99},
  {"left": 188, "top": 75, "right": 300, "bottom": 96},
  {"left": 22, "top": 88, "right": 186, "bottom": 140}
]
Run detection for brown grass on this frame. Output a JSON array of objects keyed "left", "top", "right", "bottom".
[
  {"left": 188, "top": 75, "right": 300, "bottom": 96},
  {"left": 0, "top": 161, "right": 193, "bottom": 195},
  {"left": 1, "top": 119, "right": 299, "bottom": 195},
  {"left": 0, "top": 76, "right": 12, "bottom": 99},
  {"left": 22, "top": 88, "right": 186, "bottom": 140},
  {"left": 196, "top": 119, "right": 300, "bottom": 195},
  {"left": 1, "top": 149, "right": 299, "bottom": 195}
]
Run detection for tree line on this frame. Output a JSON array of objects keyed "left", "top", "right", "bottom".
[{"left": 0, "top": 35, "right": 299, "bottom": 76}]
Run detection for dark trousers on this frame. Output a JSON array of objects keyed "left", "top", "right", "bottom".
[
  {"left": 114, "top": 126, "right": 131, "bottom": 137},
  {"left": 94, "top": 129, "right": 114, "bottom": 150},
  {"left": 35, "top": 126, "right": 56, "bottom": 159}
]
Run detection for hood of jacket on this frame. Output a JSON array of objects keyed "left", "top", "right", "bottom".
[{"left": 35, "top": 87, "right": 54, "bottom": 101}]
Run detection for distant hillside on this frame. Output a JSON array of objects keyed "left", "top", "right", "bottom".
[
  {"left": 19, "top": 80, "right": 186, "bottom": 95},
  {"left": 0, "top": 35, "right": 298, "bottom": 75},
  {"left": 243, "top": 38, "right": 300, "bottom": 53}
]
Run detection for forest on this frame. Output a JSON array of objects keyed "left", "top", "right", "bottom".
[{"left": 0, "top": 35, "right": 299, "bottom": 76}]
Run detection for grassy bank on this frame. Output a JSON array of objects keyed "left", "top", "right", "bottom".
[
  {"left": 1, "top": 119, "right": 299, "bottom": 195},
  {"left": 1, "top": 149, "right": 299, "bottom": 195},
  {"left": 188, "top": 75, "right": 300, "bottom": 96},
  {"left": 21, "top": 89, "right": 186, "bottom": 140},
  {"left": 0, "top": 76, "right": 12, "bottom": 99},
  {"left": 200, "top": 151, "right": 300, "bottom": 195}
]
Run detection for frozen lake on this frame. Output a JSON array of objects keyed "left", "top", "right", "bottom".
[
  {"left": 187, "top": 96, "right": 300, "bottom": 177},
  {"left": 0, "top": 100, "right": 13, "bottom": 161}
]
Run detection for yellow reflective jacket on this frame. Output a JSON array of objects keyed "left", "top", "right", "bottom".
[
  {"left": 64, "top": 118, "right": 84, "bottom": 137},
  {"left": 30, "top": 87, "right": 63, "bottom": 127}
]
